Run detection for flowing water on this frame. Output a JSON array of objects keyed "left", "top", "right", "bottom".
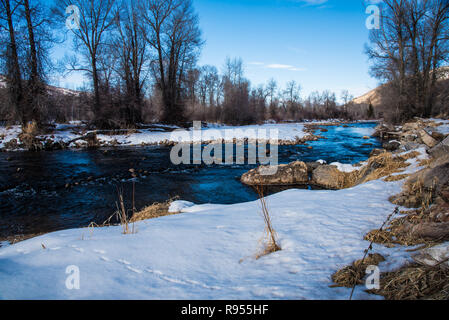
[{"left": 0, "top": 122, "right": 380, "bottom": 239}]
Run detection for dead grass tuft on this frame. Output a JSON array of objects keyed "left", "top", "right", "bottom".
[
  {"left": 372, "top": 263, "right": 449, "bottom": 300},
  {"left": 358, "top": 152, "right": 412, "bottom": 183},
  {"left": 384, "top": 174, "right": 410, "bottom": 182},
  {"left": 255, "top": 186, "right": 281, "bottom": 259},
  {"left": 331, "top": 254, "right": 386, "bottom": 288},
  {"left": 130, "top": 196, "right": 180, "bottom": 222}
]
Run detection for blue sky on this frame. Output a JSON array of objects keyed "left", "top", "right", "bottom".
[
  {"left": 55, "top": 0, "right": 380, "bottom": 100},
  {"left": 194, "top": 0, "right": 379, "bottom": 99}
]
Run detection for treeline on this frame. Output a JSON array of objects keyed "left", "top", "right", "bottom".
[
  {"left": 0, "top": 0, "right": 203, "bottom": 128},
  {"left": 182, "top": 57, "right": 362, "bottom": 124},
  {"left": 365, "top": 0, "right": 449, "bottom": 123},
  {"left": 0, "top": 0, "right": 370, "bottom": 128}
]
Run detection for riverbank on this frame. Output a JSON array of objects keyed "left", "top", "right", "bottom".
[
  {"left": 0, "top": 120, "right": 377, "bottom": 152},
  {"left": 1, "top": 119, "right": 446, "bottom": 299}
]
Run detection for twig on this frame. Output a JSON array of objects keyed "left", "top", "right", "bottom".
[{"left": 349, "top": 207, "right": 399, "bottom": 300}]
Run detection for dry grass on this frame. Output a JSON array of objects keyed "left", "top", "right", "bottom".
[
  {"left": 18, "top": 121, "right": 40, "bottom": 148},
  {"left": 22, "top": 121, "right": 39, "bottom": 136},
  {"left": 357, "top": 152, "right": 414, "bottom": 184},
  {"left": 372, "top": 263, "right": 449, "bottom": 300},
  {"left": 364, "top": 213, "right": 442, "bottom": 247},
  {"left": 331, "top": 254, "right": 386, "bottom": 288},
  {"left": 130, "top": 197, "right": 180, "bottom": 222},
  {"left": 255, "top": 186, "right": 281, "bottom": 259},
  {"left": 384, "top": 174, "right": 410, "bottom": 182},
  {"left": 328, "top": 152, "right": 418, "bottom": 190},
  {"left": 115, "top": 187, "right": 136, "bottom": 234}
]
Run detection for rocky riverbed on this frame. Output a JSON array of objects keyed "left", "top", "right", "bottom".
[{"left": 239, "top": 117, "right": 449, "bottom": 299}]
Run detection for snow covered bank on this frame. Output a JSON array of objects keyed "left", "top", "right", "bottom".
[
  {"left": 97, "top": 123, "right": 309, "bottom": 146},
  {"left": 0, "top": 122, "right": 311, "bottom": 150},
  {"left": 0, "top": 180, "right": 414, "bottom": 300}
]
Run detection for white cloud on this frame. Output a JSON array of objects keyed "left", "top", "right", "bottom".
[
  {"left": 249, "top": 62, "right": 306, "bottom": 72},
  {"left": 297, "top": 0, "right": 328, "bottom": 5}
]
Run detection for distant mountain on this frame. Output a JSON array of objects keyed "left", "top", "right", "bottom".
[
  {"left": 0, "top": 75, "right": 80, "bottom": 96},
  {"left": 352, "top": 85, "right": 384, "bottom": 107},
  {"left": 352, "top": 67, "right": 449, "bottom": 107}
]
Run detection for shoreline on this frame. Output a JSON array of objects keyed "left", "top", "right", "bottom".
[{"left": 0, "top": 120, "right": 379, "bottom": 152}]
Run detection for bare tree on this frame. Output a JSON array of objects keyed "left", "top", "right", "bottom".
[
  {"left": 57, "top": 0, "right": 117, "bottom": 124},
  {"left": 114, "top": 0, "right": 148, "bottom": 124},
  {"left": 141, "top": 0, "right": 202, "bottom": 124},
  {"left": 0, "top": 0, "right": 24, "bottom": 124},
  {"left": 366, "top": 0, "right": 449, "bottom": 121}
]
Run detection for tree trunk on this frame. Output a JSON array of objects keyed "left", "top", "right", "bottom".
[
  {"left": 4, "top": 0, "right": 25, "bottom": 125},
  {"left": 24, "top": 0, "right": 41, "bottom": 125}
]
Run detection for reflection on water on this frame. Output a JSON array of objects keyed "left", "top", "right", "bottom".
[{"left": 0, "top": 122, "right": 380, "bottom": 239}]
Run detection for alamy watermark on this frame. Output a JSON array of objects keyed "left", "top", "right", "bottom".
[
  {"left": 365, "top": 3, "right": 380, "bottom": 30},
  {"left": 65, "top": 265, "right": 80, "bottom": 290},
  {"left": 365, "top": 265, "right": 380, "bottom": 290},
  {"left": 66, "top": 5, "right": 80, "bottom": 30},
  {"left": 169, "top": 122, "right": 279, "bottom": 175}
]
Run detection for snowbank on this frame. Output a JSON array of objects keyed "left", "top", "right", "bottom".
[
  {"left": 0, "top": 180, "right": 414, "bottom": 300},
  {"left": 0, "top": 122, "right": 309, "bottom": 150},
  {"left": 97, "top": 123, "right": 308, "bottom": 146}
]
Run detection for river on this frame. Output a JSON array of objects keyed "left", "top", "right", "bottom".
[{"left": 0, "top": 122, "right": 380, "bottom": 240}]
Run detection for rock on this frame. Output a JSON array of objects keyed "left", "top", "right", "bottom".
[
  {"left": 400, "top": 142, "right": 422, "bottom": 152},
  {"left": 241, "top": 161, "right": 309, "bottom": 186},
  {"left": 370, "top": 148, "right": 385, "bottom": 157},
  {"left": 392, "top": 155, "right": 449, "bottom": 208},
  {"left": 401, "top": 132, "right": 418, "bottom": 142},
  {"left": 413, "top": 243, "right": 449, "bottom": 267},
  {"left": 431, "top": 131, "right": 445, "bottom": 142},
  {"left": 372, "top": 123, "right": 395, "bottom": 140},
  {"left": 383, "top": 140, "right": 401, "bottom": 151},
  {"left": 418, "top": 129, "right": 438, "bottom": 148},
  {"left": 399, "top": 221, "right": 449, "bottom": 241},
  {"left": 4, "top": 139, "right": 19, "bottom": 150},
  {"left": 311, "top": 165, "right": 349, "bottom": 189},
  {"left": 429, "top": 136, "right": 449, "bottom": 159},
  {"left": 305, "top": 162, "right": 321, "bottom": 174},
  {"left": 402, "top": 122, "right": 421, "bottom": 132}
]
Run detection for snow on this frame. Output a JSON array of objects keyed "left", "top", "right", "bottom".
[
  {"left": 413, "top": 243, "right": 449, "bottom": 267},
  {"left": 435, "top": 120, "right": 449, "bottom": 135},
  {"left": 97, "top": 123, "right": 308, "bottom": 146},
  {"left": 0, "top": 125, "right": 21, "bottom": 150},
  {"left": 0, "top": 179, "right": 415, "bottom": 300},
  {"left": 0, "top": 122, "right": 309, "bottom": 150},
  {"left": 330, "top": 162, "right": 360, "bottom": 173},
  {"left": 168, "top": 201, "right": 195, "bottom": 213}
]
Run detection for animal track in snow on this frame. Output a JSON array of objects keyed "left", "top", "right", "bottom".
[
  {"left": 117, "top": 259, "right": 131, "bottom": 265},
  {"left": 127, "top": 266, "right": 143, "bottom": 274},
  {"left": 145, "top": 268, "right": 221, "bottom": 290}
]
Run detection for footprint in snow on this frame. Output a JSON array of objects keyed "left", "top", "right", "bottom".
[
  {"left": 146, "top": 268, "right": 221, "bottom": 290},
  {"left": 117, "top": 259, "right": 131, "bottom": 265},
  {"left": 93, "top": 249, "right": 106, "bottom": 255},
  {"left": 100, "top": 256, "right": 110, "bottom": 262},
  {"left": 127, "top": 266, "right": 143, "bottom": 274}
]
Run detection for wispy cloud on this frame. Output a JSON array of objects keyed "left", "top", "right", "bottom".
[
  {"left": 299, "top": 0, "right": 328, "bottom": 5},
  {"left": 294, "top": 0, "right": 331, "bottom": 9},
  {"left": 249, "top": 62, "right": 306, "bottom": 72}
]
